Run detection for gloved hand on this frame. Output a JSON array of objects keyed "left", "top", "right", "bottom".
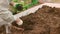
[{"left": 15, "top": 18, "right": 23, "bottom": 25}]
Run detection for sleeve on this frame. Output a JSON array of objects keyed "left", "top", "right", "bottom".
[
  {"left": 0, "top": 9, "right": 15, "bottom": 24},
  {"left": 0, "top": 17, "right": 7, "bottom": 26}
]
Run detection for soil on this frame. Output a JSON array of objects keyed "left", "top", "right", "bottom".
[
  {"left": 21, "top": 5, "right": 60, "bottom": 34},
  {"left": 0, "top": 5, "right": 60, "bottom": 34}
]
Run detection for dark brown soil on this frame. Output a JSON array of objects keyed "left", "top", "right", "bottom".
[
  {"left": 21, "top": 5, "right": 60, "bottom": 34},
  {"left": 0, "top": 5, "right": 60, "bottom": 34}
]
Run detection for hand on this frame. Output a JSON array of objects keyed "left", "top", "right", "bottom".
[
  {"left": 9, "top": 2, "right": 14, "bottom": 6},
  {"left": 38, "top": 0, "right": 44, "bottom": 4},
  {"left": 15, "top": 18, "right": 23, "bottom": 25}
]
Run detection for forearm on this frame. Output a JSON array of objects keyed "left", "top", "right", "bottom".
[{"left": 10, "top": 2, "right": 19, "bottom": 7}]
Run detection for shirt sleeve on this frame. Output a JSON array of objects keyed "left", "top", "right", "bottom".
[{"left": 0, "top": 9, "right": 15, "bottom": 24}]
